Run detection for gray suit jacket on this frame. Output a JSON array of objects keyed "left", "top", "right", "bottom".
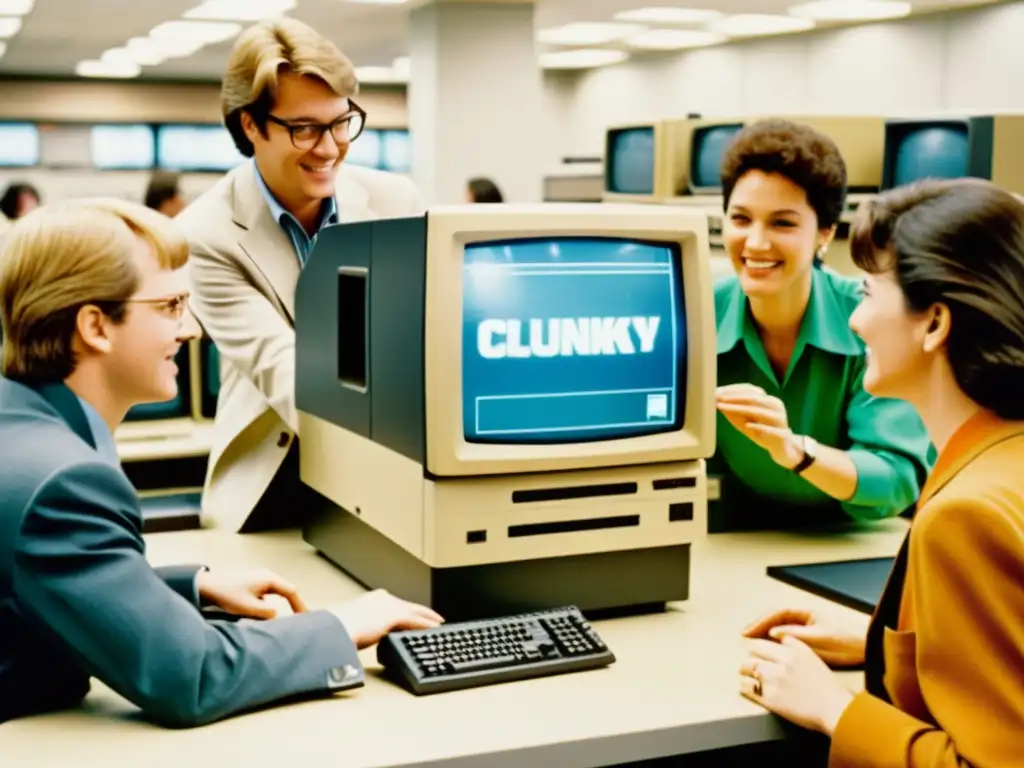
[
  {"left": 178, "top": 161, "right": 425, "bottom": 531},
  {"left": 0, "top": 377, "right": 363, "bottom": 727}
]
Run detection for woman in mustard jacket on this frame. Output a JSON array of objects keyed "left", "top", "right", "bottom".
[{"left": 739, "top": 177, "right": 1024, "bottom": 766}]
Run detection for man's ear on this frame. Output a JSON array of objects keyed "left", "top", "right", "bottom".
[
  {"left": 922, "top": 303, "right": 951, "bottom": 354},
  {"left": 240, "top": 111, "right": 262, "bottom": 147},
  {"left": 75, "top": 305, "right": 114, "bottom": 356}
]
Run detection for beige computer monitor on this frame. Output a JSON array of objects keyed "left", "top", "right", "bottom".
[
  {"left": 421, "top": 203, "right": 717, "bottom": 478},
  {"left": 602, "top": 119, "right": 696, "bottom": 203}
]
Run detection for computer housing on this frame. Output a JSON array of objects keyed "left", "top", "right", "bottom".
[
  {"left": 296, "top": 204, "right": 717, "bottom": 621},
  {"left": 602, "top": 119, "right": 696, "bottom": 203}
]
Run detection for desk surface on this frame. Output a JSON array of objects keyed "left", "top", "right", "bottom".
[{"left": 0, "top": 521, "right": 907, "bottom": 768}]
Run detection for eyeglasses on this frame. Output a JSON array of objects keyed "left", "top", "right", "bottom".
[
  {"left": 125, "top": 292, "right": 191, "bottom": 321},
  {"left": 265, "top": 102, "right": 367, "bottom": 151}
]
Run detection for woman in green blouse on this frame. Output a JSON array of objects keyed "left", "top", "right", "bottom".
[{"left": 708, "top": 119, "right": 933, "bottom": 532}]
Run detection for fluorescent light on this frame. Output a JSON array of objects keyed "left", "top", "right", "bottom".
[
  {"left": 0, "top": 0, "right": 33, "bottom": 14},
  {"left": 184, "top": 0, "right": 296, "bottom": 21},
  {"left": 789, "top": 0, "right": 912, "bottom": 20},
  {"left": 537, "top": 22, "right": 643, "bottom": 46},
  {"left": 625, "top": 28, "right": 726, "bottom": 49},
  {"left": 76, "top": 59, "right": 141, "bottom": 78},
  {"left": 0, "top": 17, "right": 21, "bottom": 37},
  {"left": 128, "top": 36, "right": 203, "bottom": 59},
  {"left": 710, "top": 14, "right": 816, "bottom": 36},
  {"left": 150, "top": 20, "right": 242, "bottom": 44},
  {"left": 615, "top": 7, "right": 724, "bottom": 24},
  {"left": 104, "top": 45, "right": 165, "bottom": 67},
  {"left": 355, "top": 65, "right": 405, "bottom": 84},
  {"left": 538, "top": 49, "right": 629, "bottom": 69}
]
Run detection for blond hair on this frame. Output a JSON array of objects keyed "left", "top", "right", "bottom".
[
  {"left": 221, "top": 17, "right": 359, "bottom": 157},
  {"left": 0, "top": 198, "right": 189, "bottom": 381}
]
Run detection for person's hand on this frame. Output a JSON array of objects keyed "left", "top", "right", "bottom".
[
  {"left": 739, "top": 636, "right": 855, "bottom": 736},
  {"left": 330, "top": 589, "right": 444, "bottom": 649},
  {"left": 743, "top": 609, "right": 866, "bottom": 668},
  {"left": 196, "top": 568, "right": 308, "bottom": 619},
  {"left": 716, "top": 384, "right": 803, "bottom": 468}
]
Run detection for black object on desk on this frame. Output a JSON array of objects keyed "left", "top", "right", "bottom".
[
  {"left": 139, "top": 491, "right": 202, "bottom": 534},
  {"left": 377, "top": 605, "right": 616, "bottom": 695},
  {"left": 766, "top": 557, "right": 895, "bottom": 615}
]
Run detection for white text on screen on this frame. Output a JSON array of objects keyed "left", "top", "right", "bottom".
[{"left": 477, "top": 317, "right": 661, "bottom": 359}]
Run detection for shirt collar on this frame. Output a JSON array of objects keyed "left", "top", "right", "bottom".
[
  {"left": 716, "top": 266, "right": 862, "bottom": 358},
  {"left": 253, "top": 159, "right": 338, "bottom": 232}
]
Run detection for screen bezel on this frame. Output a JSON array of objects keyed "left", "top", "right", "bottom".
[{"left": 423, "top": 204, "right": 717, "bottom": 478}]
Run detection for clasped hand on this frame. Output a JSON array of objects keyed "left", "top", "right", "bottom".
[
  {"left": 738, "top": 609, "right": 864, "bottom": 736},
  {"left": 716, "top": 384, "right": 803, "bottom": 468},
  {"left": 197, "top": 567, "right": 309, "bottom": 619}
]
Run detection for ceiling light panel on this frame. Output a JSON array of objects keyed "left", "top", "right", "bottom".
[
  {"left": 710, "top": 14, "right": 816, "bottom": 36},
  {"left": 0, "top": 17, "right": 21, "bottom": 37},
  {"left": 76, "top": 59, "right": 141, "bottom": 78},
  {"left": 538, "top": 22, "right": 644, "bottom": 46},
  {"left": 184, "top": 0, "right": 296, "bottom": 21},
  {"left": 615, "top": 7, "right": 724, "bottom": 25},
  {"left": 626, "top": 28, "right": 727, "bottom": 49},
  {"left": 0, "top": 0, "right": 33, "bottom": 14},
  {"left": 150, "top": 20, "right": 242, "bottom": 44},
  {"left": 539, "top": 48, "right": 629, "bottom": 69},
  {"left": 789, "top": 0, "right": 912, "bottom": 21}
]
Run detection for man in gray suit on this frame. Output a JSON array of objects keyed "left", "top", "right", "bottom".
[{"left": 0, "top": 199, "right": 442, "bottom": 726}]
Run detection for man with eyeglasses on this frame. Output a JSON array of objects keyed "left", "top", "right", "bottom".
[
  {"left": 0, "top": 198, "right": 442, "bottom": 726},
  {"left": 177, "top": 18, "right": 425, "bottom": 532}
]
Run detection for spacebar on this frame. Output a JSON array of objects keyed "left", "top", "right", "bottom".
[{"left": 449, "top": 655, "right": 520, "bottom": 673}]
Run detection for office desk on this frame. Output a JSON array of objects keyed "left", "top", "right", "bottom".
[{"left": 0, "top": 520, "right": 908, "bottom": 768}]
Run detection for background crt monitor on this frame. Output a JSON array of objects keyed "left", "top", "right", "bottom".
[
  {"left": 889, "top": 122, "right": 970, "bottom": 187},
  {"left": 0, "top": 123, "right": 40, "bottom": 166},
  {"left": 91, "top": 125, "right": 155, "bottom": 170},
  {"left": 690, "top": 123, "right": 743, "bottom": 190},
  {"left": 606, "top": 127, "right": 655, "bottom": 195},
  {"left": 157, "top": 124, "right": 246, "bottom": 172},
  {"left": 462, "top": 237, "right": 686, "bottom": 444}
]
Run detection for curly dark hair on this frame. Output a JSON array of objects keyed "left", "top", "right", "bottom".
[
  {"left": 852, "top": 177, "right": 1024, "bottom": 420},
  {"left": 720, "top": 119, "right": 847, "bottom": 229}
]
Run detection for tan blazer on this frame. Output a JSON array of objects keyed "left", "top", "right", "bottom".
[
  {"left": 177, "top": 161, "right": 425, "bottom": 531},
  {"left": 830, "top": 411, "right": 1024, "bottom": 767}
]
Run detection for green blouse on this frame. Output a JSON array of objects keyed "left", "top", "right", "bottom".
[{"left": 708, "top": 266, "right": 935, "bottom": 532}]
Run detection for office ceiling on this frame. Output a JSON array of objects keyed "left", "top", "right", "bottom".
[{"left": 0, "top": 0, "right": 1004, "bottom": 81}]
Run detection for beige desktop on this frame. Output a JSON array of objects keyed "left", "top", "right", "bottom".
[{"left": 293, "top": 204, "right": 717, "bottom": 621}]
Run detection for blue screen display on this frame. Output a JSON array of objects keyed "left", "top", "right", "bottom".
[
  {"left": 462, "top": 238, "right": 686, "bottom": 444},
  {"left": 607, "top": 128, "right": 655, "bottom": 195},
  {"left": 92, "top": 125, "right": 155, "bottom": 170},
  {"left": 158, "top": 124, "right": 246, "bottom": 171},
  {"left": 380, "top": 130, "right": 411, "bottom": 173},
  {"left": 892, "top": 124, "right": 970, "bottom": 186},
  {"left": 0, "top": 123, "right": 40, "bottom": 166},
  {"left": 691, "top": 124, "right": 743, "bottom": 190},
  {"left": 125, "top": 393, "right": 187, "bottom": 421}
]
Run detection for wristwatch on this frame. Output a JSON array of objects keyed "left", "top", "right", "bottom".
[{"left": 791, "top": 435, "right": 819, "bottom": 475}]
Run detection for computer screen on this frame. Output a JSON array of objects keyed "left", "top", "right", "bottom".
[
  {"left": 345, "top": 129, "right": 382, "bottom": 169},
  {"left": 0, "top": 123, "right": 40, "bottom": 166},
  {"left": 889, "top": 122, "right": 970, "bottom": 187},
  {"left": 605, "top": 127, "right": 655, "bottom": 195},
  {"left": 157, "top": 124, "right": 245, "bottom": 172},
  {"left": 200, "top": 338, "right": 221, "bottom": 419},
  {"left": 462, "top": 237, "right": 685, "bottom": 444},
  {"left": 380, "top": 129, "right": 411, "bottom": 173},
  {"left": 689, "top": 123, "right": 743, "bottom": 191},
  {"left": 91, "top": 125, "right": 156, "bottom": 170}
]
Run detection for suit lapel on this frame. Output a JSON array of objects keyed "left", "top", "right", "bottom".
[
  {"left": 231, "top": 163, "right": 375, "bottom": 322},
  {"left": 232, "top": 162, "right": 302, "bottom": 322}
]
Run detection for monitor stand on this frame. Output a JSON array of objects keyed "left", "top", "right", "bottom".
[{"left": 303, "top": 501, "right": 690, "bottom": 622}]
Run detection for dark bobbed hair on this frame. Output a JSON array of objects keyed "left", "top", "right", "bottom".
[
  {"left": 720, "top": 118, "right": 848, "bottom": 231},
  {"left": 851, "top": 177, "right": 1024, "bottom": 420},
  {"left": 467, "top": 177, "right": 503, "bottom": 203}
]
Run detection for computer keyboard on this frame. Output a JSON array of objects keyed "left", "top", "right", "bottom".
[{"left": 376, "top": 605, "right": 616, "bottom": 695}]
